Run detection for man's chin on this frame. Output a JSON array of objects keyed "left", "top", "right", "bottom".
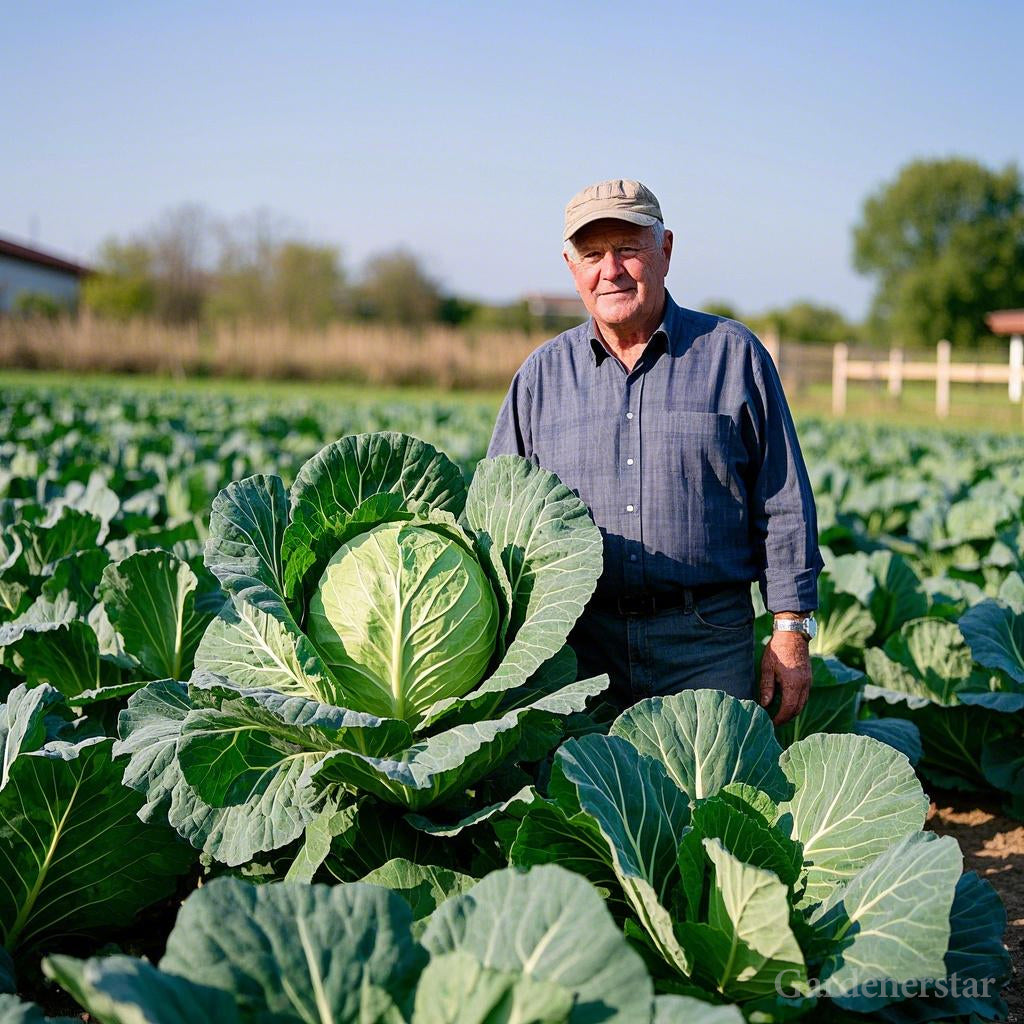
[{"left": 594, "top": 296, "right": 640, "bottom": 323}]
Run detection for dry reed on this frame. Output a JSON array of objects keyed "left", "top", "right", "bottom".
[
  {"left": 0, "top": 314, "right": 549, "bottom": 390},
  {"left": 0, "top": 315, "right": 860, "bottom": 394}
]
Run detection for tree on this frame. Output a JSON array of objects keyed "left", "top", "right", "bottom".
[
  {"left": 147, "top": 203, "right": 212, "bottom": 323},
  {"left": 273, "top": 242, "right": 346, "bottom": 326},
  {"left": 437, "top": 294, "right": 479, "bottom": 327},
  {"left": 701, "top": 299, "right": 742, "bottom": 321},
  {"left": 354, "top": 249, "right": 441, "bottom": 326},
  {"left": 750, "top": 300, "right": 859, "bottom": 346},
  {"left": 204, "top": 209, "right": 346, "bottom": 326},
  {"left": 80, "top": 207, "right": 211, "bottom": 324},
  {"left": 464, "top": 300, "right": 534, "bottom": 333},
  {"left": 80, "top": 238, "right": 156, "bottom": 320},
  {"left": 204, "top": 208, "right": 284, "bottom": 323},
  {"left": 853, "top": 158, "right": 1024, "bottom": 348}
]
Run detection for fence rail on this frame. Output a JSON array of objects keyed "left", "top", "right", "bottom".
[{"left": 831, "top": 337, "right": 1024, "bottom": 417}]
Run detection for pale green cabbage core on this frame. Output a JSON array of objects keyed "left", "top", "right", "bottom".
[{"left": 308, "top": 522, "right": 498, "bottom": 724}]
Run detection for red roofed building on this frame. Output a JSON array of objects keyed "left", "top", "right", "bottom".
[
  {"left": 986, "top": 309, "right": 1024, "bottom": 403},
  {"left": 986, "top": 309, "right": 1024, "bottom": 337},
  {"left": 0, "top": 235, "right": 91, "bottom": 314}
]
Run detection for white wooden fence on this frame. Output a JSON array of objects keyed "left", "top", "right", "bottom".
[{"left": 831, "top": 336, "right": 1024, "bottom": 417}]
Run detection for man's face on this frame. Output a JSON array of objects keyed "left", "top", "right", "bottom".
[{"left": 564, "top": 220, "right": 673, "bottom": 331}]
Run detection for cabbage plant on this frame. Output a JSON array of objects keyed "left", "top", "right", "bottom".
[
  {"left": 42, "top": 868, "right": 741, "bottom": 1024},
  {"left": 117, "top": 432, "right": 607, "bottom": 867},
  {"left": 864, "top": 600, "right": 1024, "bottom": 814},
  {"left": 0, "top": 684, "right": 195, "bottom": 972},
  {"left": 507, "top": 690, "right": 1010, "bottom": 1022}
]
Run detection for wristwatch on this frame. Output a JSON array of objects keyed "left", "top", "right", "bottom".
[{"left": 772, "top": 615, "right": 817, "bottom": 641}]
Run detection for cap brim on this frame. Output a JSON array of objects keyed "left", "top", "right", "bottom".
[{"left": 563, "top": 210, "right": 659, "bottom": 242}]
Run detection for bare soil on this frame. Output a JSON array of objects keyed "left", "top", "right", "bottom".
[{"left": 927, "top": 790, "right": 1024, "bottom": 1023}]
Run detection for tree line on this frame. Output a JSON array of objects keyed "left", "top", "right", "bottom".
[
  {"left": 76, "top": 207, "right": 867, "bottom": 345},
  {"left": 18, "top": 157, "right": 1024, "bottom": 349},
  {"left": 77, "top": 205, "right": 526, "bottom": 331}
]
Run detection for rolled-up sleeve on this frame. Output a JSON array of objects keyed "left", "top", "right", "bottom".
[
  {"left": 748, "top": 346, "right": 823, "bottom": 612},
  {"left": 487, "top": 366, "right": 533, "bottom": 459}
]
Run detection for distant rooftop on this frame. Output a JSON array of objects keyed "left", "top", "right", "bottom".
[
  {"left": 0, "top": 235, "right": 91, "bottom": 276},
  {"left": 986, "top": 309, "right": 1024, "bottom": 336},
  {"left": 524, "top": 293, "right": 586, "bottom": 319}
]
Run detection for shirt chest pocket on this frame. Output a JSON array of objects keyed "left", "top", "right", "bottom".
[{"left": 655, "top": 411, "right": 740, "bottom": 505}]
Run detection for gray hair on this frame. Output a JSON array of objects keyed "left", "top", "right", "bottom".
[{"left": 563, "top": 220, "right": 666, "bottom": 263}]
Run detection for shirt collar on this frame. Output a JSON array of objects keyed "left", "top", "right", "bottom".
[{"left": 586, "top": 290, "right": 681, "bottom": 365}]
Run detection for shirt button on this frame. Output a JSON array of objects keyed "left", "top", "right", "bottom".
[
  {"left": 629, "top": 553, "right": 638, "bottom": 562},
  {"left": 626, "top": 504, "right": 635, "bottom": 512},
  {"left": 626, "top": 412, "right": 634, "bottom": 420},
  {"left": 626, "top": 458, "right": 634, "bottom": 466}
]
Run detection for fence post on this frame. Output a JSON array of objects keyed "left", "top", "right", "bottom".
[
  {"left": 1010, "top": 335, "right": 1023, "bottom": 403},
  {"left": 763, "top": 329, "right": 781, "bottom": 370},
  {"left": 936, "top": 340, "right": 951, "bottom": 418},
  {"left": 832, "top": 342, "right": 848, "bottom": 415},
  {"left": 888, "top": 346, "right": 904, "bottom": 397}
]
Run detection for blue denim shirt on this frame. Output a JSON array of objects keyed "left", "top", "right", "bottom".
[{"left": 486, "top": 293, "right": 822, "bottom": 612}]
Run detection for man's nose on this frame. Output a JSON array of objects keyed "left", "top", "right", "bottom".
[{"left": 599, "top": 250, "right": 624, "bottom": 277}]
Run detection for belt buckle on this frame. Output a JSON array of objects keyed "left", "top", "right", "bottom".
[{"left": 616, "top": 593, "right": 656, "bottom": 617}]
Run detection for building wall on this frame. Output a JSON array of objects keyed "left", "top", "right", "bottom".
[{"left": 0, "top": 254, "right": 81, "bottom": 312}]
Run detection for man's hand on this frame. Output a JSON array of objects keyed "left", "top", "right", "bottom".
[{"left": 759, "top": 628, "right": 812, "bottom": 725}]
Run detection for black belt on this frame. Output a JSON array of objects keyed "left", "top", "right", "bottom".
[{"left": 590, "top": 583, "right": 736, "bottom": 618}]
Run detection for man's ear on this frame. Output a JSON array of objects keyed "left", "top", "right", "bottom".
[
  {"left": 562, "top": 249, "right": 573, "bottom": 269},
  {"left": 662, "top": 229, "right": 674, "bottom": 269}
]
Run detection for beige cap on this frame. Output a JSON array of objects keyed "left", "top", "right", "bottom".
[{"left": 563, "top": 179, "right": 663, "bottom": 241}]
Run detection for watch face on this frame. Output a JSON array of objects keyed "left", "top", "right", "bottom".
[{"left": 804, "top": 617, "right": 817, "bottom": 640}]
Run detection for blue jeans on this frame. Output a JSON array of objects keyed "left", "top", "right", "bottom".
[{"left": 569, "top": 585, "right": 756, "bottom": 711}]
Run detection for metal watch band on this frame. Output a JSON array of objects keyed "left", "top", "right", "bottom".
[{"left": 772, "top": 616, "right": 817, "bottom": 640}]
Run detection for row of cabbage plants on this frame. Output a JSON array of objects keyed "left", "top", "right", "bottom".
[
  {"left": 2, "top": 382, "right": 1022, "bottom": 1020},
  {"left": 0, "top": 423, "right": 1014, "bottom": 1022}
]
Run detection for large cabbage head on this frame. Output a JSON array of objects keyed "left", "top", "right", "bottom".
[
  {"left": 308, "top": 521, "right": 498, "bottom": 723},
  {"left": 161, "top": 433, "right": 607, "bottom": 860}
]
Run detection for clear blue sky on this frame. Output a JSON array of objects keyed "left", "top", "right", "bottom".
[{"left": 3, "top": 1, "right": 1021, "bottom": 320}]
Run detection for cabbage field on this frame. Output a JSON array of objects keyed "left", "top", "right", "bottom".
[{"left": 1, "top": 379, "right": 1022, "bottom": 1023}]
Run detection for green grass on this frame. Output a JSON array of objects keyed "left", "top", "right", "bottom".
[
  {"left": 0, "top": 368, "right": 506, "bottom": 410},
  {"left": 789, "top": 380, "right": 1024, "bottom": 433}
]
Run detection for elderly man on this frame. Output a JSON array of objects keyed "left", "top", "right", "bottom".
[{"left": 487, "top": 179, "right": 822, "bottom": 723}]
